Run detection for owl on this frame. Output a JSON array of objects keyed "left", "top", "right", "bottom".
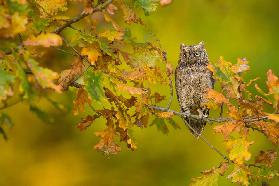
[{"left": 175, "top": 42, "right": 214, "bottom": 137}]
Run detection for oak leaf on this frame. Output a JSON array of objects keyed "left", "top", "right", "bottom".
[
  {"left": 266, "top": 113, "right": 279, "bottom": 123},
  {"left": 77, "top": 115, "right": 98, "bottom": 131},
  {"left": 117, "top": 83, "right": 147, "bottom": 95},
  {"left": 27, "top": 59, "right": 61, "bottom": 92},
  {"left": 94, "top": 127, "right": 121, "bottom": 155},
  {"left": 23, "top": 33, "right": 63, "bottom": 47},
  {"left": 255, "top": 150, "right": 277, "bottom": 167},
  {"left": 81, "top": 47, "right": 101, "bottom": 65},
  {"left": 226, "top": 138, "right": 253, "bottom": 165},
  {"left": 228, "top": 165, "right": 250, "bottom": 186},
  {"left": 99, "top": 30, "right": 124, "bottom": 42},
  {"left": 73, "top": 88, "right": 91, "bottom": 115}
]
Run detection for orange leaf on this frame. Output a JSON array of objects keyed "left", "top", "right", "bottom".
[
  {"left": 266, "top": 113, "right": 279, "bottom": 123},
  {"left": 214, "top": 122, "right": 239, "bottom": 139},
  {"left": 81, "top": 47, "right": 101, "bottom": 65},
  {"left": 157, "top": 111, "right": 174, "bottom": 119},
  {"left": 266, "top": 69, "right": 279, "bottom": 93},
  {"left": 94, "top": 127, "right": 121, "bottom": 155},
  {"left": 206, "top": 89, "right": 228, "bottom": 104}
]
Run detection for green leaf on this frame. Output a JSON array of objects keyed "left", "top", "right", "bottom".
[
  {"left": 30, "top": 106, "right": 54, "bottom": 123},
  {"left": 167, "top": 118, "right": 181, "bottom": 130},
  {"left": 32, "top": 18, "right": 49, "bottom": 33},
  {"left": 16, "top": 61, "right": 31, "bottom": 99},
  {"left": 7, "top": 0, "right": 30, "bottom": 14},
  {"left": 136, "top": 0, "right": 159, "bottom": 15},
  {"left": 84, "top": 71, "right": 103, "bottom": 101},
  {"left": 151, "top": 117, "right": 169, "bottom": 134},
  {"left": 0, "top": 69, "right": 15, "bottom": 103},
  {"left": 0, "top": 113, "right": 13, "bottom": 140}
]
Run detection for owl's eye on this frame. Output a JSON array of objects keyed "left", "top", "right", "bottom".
[{"left": 194, "top": 52, "right": 200, "bottom": 57}]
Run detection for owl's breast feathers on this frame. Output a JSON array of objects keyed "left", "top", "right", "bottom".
[{"left": 175, "top": 63, "right": 214, "bottom": 137}]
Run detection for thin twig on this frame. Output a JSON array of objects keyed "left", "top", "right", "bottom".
[
  {"left": 54, "top": 0, "right": 112, "bottom": 34},
  {"left": 162, "top": 51, "right": 173, "bottom": 109},
  {"left": 148, "top": 105, "right": 268, "bottom": 123},
  {"left": 147, "top": 104, "right": 270, "bottom": 162},
  {"left": 147, "top": 104, "right": 231, "bottom": 161}
]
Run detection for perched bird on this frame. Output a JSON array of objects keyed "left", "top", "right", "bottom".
[{"left": 175, "top": 42, "right": 214, "bottom": 137}]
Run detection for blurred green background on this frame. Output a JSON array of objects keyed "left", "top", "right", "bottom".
[{"left": 0, "top": 0, "right": 278, "bottom": 185}]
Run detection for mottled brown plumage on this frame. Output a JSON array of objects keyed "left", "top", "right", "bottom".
[{"left": 175, "top": 42, "right": 214, "bottom": 137}]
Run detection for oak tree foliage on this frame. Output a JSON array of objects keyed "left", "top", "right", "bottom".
[{"left": 0, "top": 0, "right": 278, "bottom": 185}]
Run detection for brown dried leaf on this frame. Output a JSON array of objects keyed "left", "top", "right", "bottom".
[
  {"left": 94, "top": 127, "right": 121, "bottom": 155},
  {"left": 58, "top": 58, "right": 84, "bottom": 90},
  {"left": 255, "top": 150, "right": 277, "bottom": 167},
  {"left": 73, "top": 88, "right": 91, "bottom": 115},
  {"left": 77, "top": 115, "right": 98, "bottom": 131}
]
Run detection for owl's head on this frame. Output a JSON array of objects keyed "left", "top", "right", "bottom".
[{"left": 179, "top": 42, "right": 208, "bottom": 65}]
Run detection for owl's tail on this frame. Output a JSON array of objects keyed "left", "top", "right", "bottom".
[{"left": 183, "top": 116, "right": 206, "bottom": 138}]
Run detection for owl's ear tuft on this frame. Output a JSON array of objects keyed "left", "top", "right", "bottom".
[
  {"left": 198, "top": 41, "right": 205, "bottom": 49},
  {"left": 180, "top": 43, "right": 186, "bottom": 51}
]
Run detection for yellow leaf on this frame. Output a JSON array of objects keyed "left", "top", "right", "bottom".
[
  {"left": 228, "top": 165, "right": 250, "bottom": 186},
  {"left": 226, "top": 138, "right": 253, "bottom": 165},
  {"left": 0, "top": 13, "right": 27, "bottom": 38},
  {"left": 157, "top": 111, "right": 174, "bottom": 119},
  {"left": 189, "top": 163, "right": 228, "bottom": 186},
  {"left": 116, "top": 110, "right": 127, "bottom": 130},
  {"left": 99, "top": 30, "right": 124, "bottom": 41},
  {"left": 117, "top": 83, "right": 146, "bottom": 95},
  {"left": 127, "top": 138, "right": 137, "bottom": 151},
  {"left": 81, "top": 47, "right": 101, "bottom": 65},
  {"left": 36, "top": 0, "right": 68, "bottom": 17},
  {"left": 266, "top": 113, "right": 279, "bottom": 123},
  {"left": 23, "top": 33, "right": 63, "bottom": 47},
  {"left": 27, "top": 58, "right": 61, "bottom": 92}
]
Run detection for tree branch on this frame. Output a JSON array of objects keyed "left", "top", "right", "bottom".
[
  {"left": 147, "top": 105, "right": 270, "bottom": 162},
  {"left": 54, "top": 0, "right": 112, "bottom": 34},
  {"left": 148, "top": 105, "right": 268, "bottom": 124}
]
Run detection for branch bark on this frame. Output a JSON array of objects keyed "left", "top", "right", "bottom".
[{"left": 54, "top": 0, "right": 112, "bottom": 34}]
